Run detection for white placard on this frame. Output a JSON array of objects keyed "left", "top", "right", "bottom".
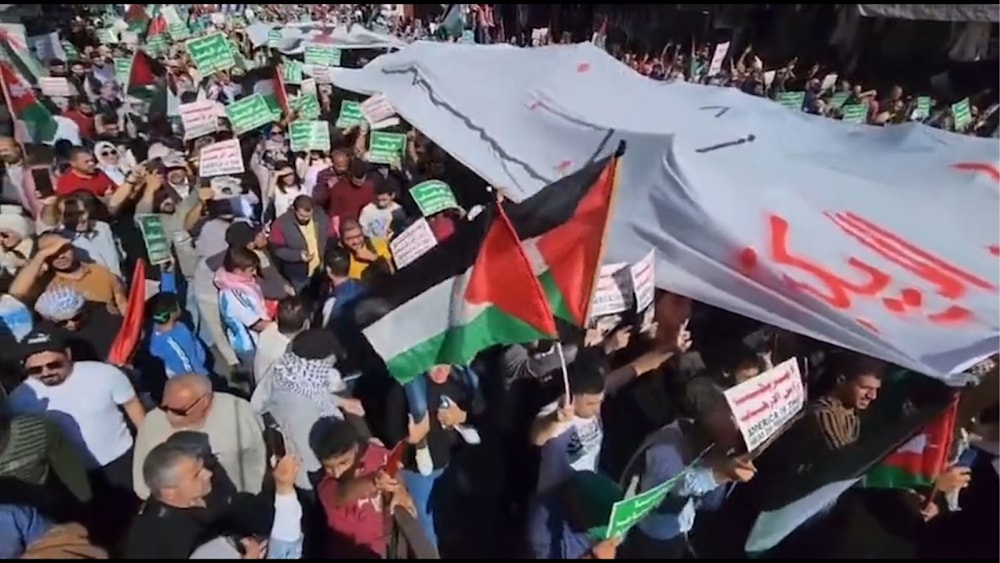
[
  {"left": 820, "top": 73, "right": 838, "bottom": 91},
  {"left": 724, "top": 358, "right": 805, "bottom": 452},
  {"left": 361, "top": 93, "right": 396, "bottom": 125},
  {"left": 300, "top": 78, "right": 317, "bottom": 96},
  {"left": 39, "top": 77, "right": 73, "bottom": 98},
  {"left": 630, "top": 249, "right": 655, "bottom": 312},
  {"left": 763, "top": 70, "right": 776, "bottom": 88},
  {"left": 588, "top": 262, "right": 629, "bottom": 319},
  {"left": 390, "top": 218, "right": 438, "bottom": 270},
  {"left": 370, "top": 116, "right": 400, "bottom": 131},
  {"left": 198, "top": 139, "right": 244, "bottom": 177},
  {"left": 303, "top": 64, "right": 332, "bottom": 84},
  {"left": 179, "top": 99, "right": 219, "bottom": 140},
  {"left": 707, "top": 41, "right": 730, "bottom": 77}
]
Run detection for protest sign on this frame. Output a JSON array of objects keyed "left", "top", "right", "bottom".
[
  {"left": 820, "top": 73, "right": 838, "bottom": 91},
  {"left": 113, "top": 58, "right": 131, "bottom": 84},
  {"left": 629, "top": 250, "right": 655, "bottom": 312},
  {"left": 304, "top": 43, "right": 342, "bottom": 67},
  {"left": 267, "top": 29, "right": 282, "bottom": 48},
  {"left": 300, "top": 78, "right": 317, "bottom": 96},
  {"left": 168, "top": 22, "right": 191, "bottom": 41},
  {"left": 136, "top": 214, "right": 173, "bottom": 265},
  {"left": 38, "top": 77, "right": 73, "bottom": 98},
  {"left": 829, "top": 91, "right": 850, "bottom": 109},
  {"left": 777, "top": 91, "right": 805, "bottom": 111},
  {"left": 225, "top": 94, "right": 273, "bottom": 134},
  {"left": 368, "top": 132, "right": 406, "bottom": 164},
  {"left": 912, "top": 96, "right": 932, "bottom": 120},
  {"left": 303, "top": 64, "right": 332, "bottom": 84},
  {"left": 198, "top": 139, "right": 245, "bottom": 177},
  {"left": 96, "top": 28, "right": 116, "bottom": 45},
  {"left": 409, "top": 180, "right": 459, "bottom": 217},
  {"left": 289, "top": 121, "right": 330, "bottom": 152},
  {"left": 290, "top": 93, "right": 321, "bottom": 120},
  {"left": 282, "top": 59, "right": 303, "bottom": 84},
  {"left": 186, "top": 32, "right": 236, "bottom": 75},
  {"left": 724, "top": 358, "right": 805, "bottom": 453},
  {"left": 390, "top": 218, "right": 438, "bottom": 270},
  {"left": 146, "top": 34, "right": 168, "bottom": 55},
  {"left": 361, "top": 94, "right": 396, "bottom": 125},
  {"left": 841, "top": 104, "right": 868, "bottom": 124},
  {"left": 707, "top": 41, "right": 729, "bottom": 77},
  {"left": 60, "top": 41, "right": 79, "bottom": 60},
  {"left": 336, "top": 100, "right": 365, "bottom": 128},
  {"left": 951, "top": 98, "right": 972, "bottom": 130},
  {"left": 179, "top": 99, "right": 219, "bottom": 140},
  {"left": 589, "top": 263, "right": 633, "bottom": 319}
]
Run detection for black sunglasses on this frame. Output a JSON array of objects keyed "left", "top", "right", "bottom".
[
  {"left": 160, "top": 394, "right": 207, "bottom": 416},
  {"left": 101, "top": 150, "right": 117, "bottom": 157},
  {"left": 26, "top": 360, "right": 67, "bottom": 376}
]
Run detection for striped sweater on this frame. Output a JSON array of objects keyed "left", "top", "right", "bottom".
[{"left": 0, "top": 415, "right": 92, "bottom": 504}]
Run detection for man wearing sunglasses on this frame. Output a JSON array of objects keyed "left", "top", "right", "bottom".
[
  {"left": 6, "top": 328, "right": 147, "bottom": 544},
  {"left": 33, "top": 285, "right": 122, "bottom": 363}
]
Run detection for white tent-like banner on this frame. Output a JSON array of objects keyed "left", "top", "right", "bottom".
[
  {"left": 244, "top": 22, "right": 406, "bottom": 55},
  {"left": 331, "top": 41, "right": 1000, "bottom": 381}
]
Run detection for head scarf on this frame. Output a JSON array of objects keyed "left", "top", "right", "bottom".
[
  {"left": 35, "top": 286, "right": 86, "bottom": 321},
  {"left": 270, "top": 350, "right": 345, "bottom": 417},
  {"left": 94, "top": 141, "right": 127, "bottom": 184}
]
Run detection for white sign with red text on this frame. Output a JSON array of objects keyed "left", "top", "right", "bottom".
[{"left": 724, "top": 358, "right": 805, "bottom": 452}]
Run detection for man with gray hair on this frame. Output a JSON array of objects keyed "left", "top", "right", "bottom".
[
  {"left": 123, "top": 431, "right": 303, "bottom": 558},
  {"left": 131, "top": 374, "right": 267, "bottom": 499}
]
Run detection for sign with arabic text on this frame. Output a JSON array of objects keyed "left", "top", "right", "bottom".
[
  {"left": 724, "top": 358, "right": 805, "bottom": 452},
  {"left": 225, "top": 94, "right": 273, "bottom": 134},
  {"left": 186, "top": 32, "right": 236, "bottom": 76}
]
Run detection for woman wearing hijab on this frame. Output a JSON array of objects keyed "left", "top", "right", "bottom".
[
  {"left": 269, "top": 161, "right": 306, "bottom": 219},
  {"left": 0, "top": 207, "right": 34, "bottom": 277},
  {"left": 93, "top": 141, "right": 130, "bottom": 185}
]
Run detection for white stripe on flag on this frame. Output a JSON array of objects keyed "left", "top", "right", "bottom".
[
  {"left": 362, "top": 268, "right": 485, "bottom": 361},
  {"left": 744, "top": 477, "right": 861, "bottom": 554}
]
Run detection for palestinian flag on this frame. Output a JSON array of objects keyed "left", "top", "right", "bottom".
[
  {"left": 125, "top": 5, "right": 151, "bottom": 34},
  {"left": 0, "top": 30, "right": 46, "bottom": 87},
  {"left": 505, "top": 144, "right": 624, "bottom": 326},
  {"left": 253, "top": 65, "right": 290, "bottom": 120},
  {"left": 125, "top": 50, "right": 165, "bottom": 98},
  {"left": 864, "top": 397, "right": 958, "bottom": 489},
  {"left": 362, "top": 203, "right": 557, "bottom": 383},
  {"left": 0, "top": 61, "right": 57, "bottom": 143}
]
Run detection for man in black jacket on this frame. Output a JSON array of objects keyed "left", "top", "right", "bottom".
[{"left": 123, "top": 430, "right": 296, "bottom": 558}]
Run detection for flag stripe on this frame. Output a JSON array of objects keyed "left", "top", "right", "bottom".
[
  {"left": 864, "top": 463, "right": 932, "bottom": 489},
  {"left": 364, "top": 269, "right": 483, "bottom": 361}
]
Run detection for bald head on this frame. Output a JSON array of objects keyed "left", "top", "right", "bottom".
[
  {"left": 164, "top": 373, "right": 213, "bottom": 400},
  {"left": 162, "top": 374, "right": 214, "bottom": 428}
]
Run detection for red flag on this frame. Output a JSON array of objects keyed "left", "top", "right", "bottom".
[
  {"left": 273, "top": 65, "right": 290, "bottom": 115},
  {"left": 108, "top": 260, "right": 147, "bottom": 366}
]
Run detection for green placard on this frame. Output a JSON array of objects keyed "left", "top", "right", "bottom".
[
  {"left": 113, "top": 58, "right": 131, "bottom": 85},
  {"left": 368, "top": 132, "right": 406, "bottom": 164},
  {"left": 289, "top": 120, "right": 331, "bottom": 152},
  {"left": 267, "top": 29, "right": 282, "bottom": 49},
  {"left": 913, "top": 96, "right": 932, "bottom": 120},
  {"left": 335, "top": 100, "right": 364, "bottom": 128},
  {"left": 828, "top": 91, "right": 850, "bottom": 109},
  {"left": 304, "top": 44, "right": 342, "bottom": 67},
  {"left": 225, "top": 94, "right": 274, "bottom": 134},
  {"left": 136, "top": 214, "right": 172, "bottom": 265},
  {"left": 262, "top": 95, "right": 283, "bottom": 121},
  {"left": 61, "top": 41, "right": 80, "bottom": 61},
  {"left": 145, "top": 34, "right": 168, "bottom": 55},
  {"left": 186, "top": 32, "right": 236, "bottom": 76},
  {"left": 97, "top": 28, "right": 117, "bottom": 45},
  {"left": 841, "top": 104, "right": 868, "bottom": 124},
  {"left": 410, "top": 180, "right": 459, "bottom": 217},
  {"left": 290, "top": 93, "right": 321, "bottom": 120},
  {"left": 168, "top": 22, "right": 191, "bottom": 41},
  {"left": 282, "top": 59, "right": 303, "bottom": 84},
  {"left": 777, "top": 91, "right": 805, "bottom": 111},
  {"left": 951, "top": 98, "right": 972, "bottom": 130}
]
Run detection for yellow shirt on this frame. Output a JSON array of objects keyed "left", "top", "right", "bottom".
[
  {"left": 348, "top": 238, "right": 392, "bottom": 280},
  {"left": 298, "top": 220, "right": 321, "bottom": 273}
]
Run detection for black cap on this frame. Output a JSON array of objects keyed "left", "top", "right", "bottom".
[
  {"left": 20, "top": 329, "right": 67, "bottom": 362},
  {"left": 225, "top": 221, "right": 262, "bottom": 249}
]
